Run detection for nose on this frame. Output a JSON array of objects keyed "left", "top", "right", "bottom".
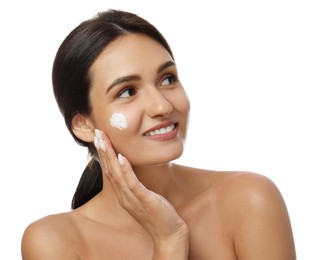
[{"left": 145, "top": 87, "right": 173, "bottom": 118}]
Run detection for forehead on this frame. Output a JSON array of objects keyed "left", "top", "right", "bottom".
[{"left": 89, "top": 33, "right": 173, "bottom": 83}]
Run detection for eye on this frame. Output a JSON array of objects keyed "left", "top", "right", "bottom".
[
  {"left": 118, "top": 87, "right": 136, "bottom": 98},
  {"left": 161, "top": 75, "right": 176, "bottom": 86}
]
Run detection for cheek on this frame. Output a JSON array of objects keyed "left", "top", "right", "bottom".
[
  {"left": 183, "top": 95, "right": 191, "bottom": 113},
  {"left": 105, "top": 111, "right": 139, "bottom": 152},
  {"left": 171, "top": 90, "right": 190, "bottom": 136},
  {"left": 107, "top": 110, "right": 139, "bottom": 133},
  {"left": 172, "top": 89, "right": 191, "bottom": 115},
  {"left": 109, "top": 112, "right": 128, "bottom": 130}
]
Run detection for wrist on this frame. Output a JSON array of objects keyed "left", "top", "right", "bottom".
[{"left": 152, "top": 226, "right": 189, "bottom": 260}]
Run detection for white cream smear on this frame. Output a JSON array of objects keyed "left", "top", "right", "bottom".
[{"left": 109, "top": 112, "right": 128, "bottom": 130}]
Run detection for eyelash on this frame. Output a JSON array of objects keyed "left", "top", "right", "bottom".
[
  {"left": 161, "top": 75, "right": 177, "bottom": 86},
  {"left": 117, "top": 74, "right": 177, "bottom": 99},
  {"left": 117, "top": 87, "right": 136, "bottom": 98}
]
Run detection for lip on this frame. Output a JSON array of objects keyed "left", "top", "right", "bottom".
[{"left": 143, "top": 121, "right": 179, "bottom": 141}]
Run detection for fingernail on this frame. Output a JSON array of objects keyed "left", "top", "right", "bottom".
[
  {"left": 95, "top": 129, "right": 102, "bottom": 139},
  {"left": 94, "top": 136, "right": 100, "bottom": 150},
  {"left": 99, "top": 139, "right": 106, "bottom": 153},
  {"left": 118, "top": 154, "right": 125, "bottom": 166}
]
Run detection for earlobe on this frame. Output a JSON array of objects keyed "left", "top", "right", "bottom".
[{"left": 71, "top": 113, "right": 95, "bottom": 143}]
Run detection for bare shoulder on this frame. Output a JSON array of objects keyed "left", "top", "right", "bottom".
[
  {"left": 209, "top": 170, "right": 288, "bottom": 224},
  {"left": 21, "top": 212, "right": 80, "bottom": 259},
  {"left": 215, "top": 170, "right": 282, "bottom": 201},
  {"left": 213, "top": 171, "right": 296, "bottom": 259},
  {"left": 174, "top": 164, "right": 285, "bottom": 207},
  {"left": 175, "top": 164, "right": 279, "bottom": 200}
]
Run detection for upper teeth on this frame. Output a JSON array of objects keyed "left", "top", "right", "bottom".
[{"left": 145, "top": 124, "right": 175, "bottom": 136}]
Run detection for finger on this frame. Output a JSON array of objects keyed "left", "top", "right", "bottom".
[
  {"left": 95, "top": 129, "right": 123, "bottom": 178},
  {"left": 94, "top": 129, "right": 136, "bottom": 204},
  {"left": 93, "top": 135, "right": 110, "bottom": 176},
  {"left": 116, "top": 154, "right": 149, "bottom": 201},
  {"left": 95, "top": 129, "right": 150, "bottom": 210},
  {"left": 96, "top": 129, "right": 129, "bottom": 181},
  {"left": 95, "top": 129, "right": 113, "bottom": 153}
]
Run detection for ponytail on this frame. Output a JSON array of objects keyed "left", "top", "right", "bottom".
[{"left": 71, "top": 158, "right": 103, "bottom": 209}]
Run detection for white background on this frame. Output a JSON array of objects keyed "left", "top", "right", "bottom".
[{"left": 1, "top": 0, "right": 316, "bottom": 259}]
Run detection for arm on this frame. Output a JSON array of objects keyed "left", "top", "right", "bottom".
[
  {"left": 94, "top": 130, "right": 188, "bottom": 259},
  {"left": 228, "top": 173, "right": 296, "bottom": 260}
]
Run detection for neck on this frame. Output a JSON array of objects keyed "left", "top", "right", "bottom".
[
  {"left": 84, "top": 162, "right": 178, "bottom": 222},
  {"left": 133, "top": 162, "right": 176, "bottom": 197},
  {"left": 99, "top": 162, "right": 179, "bottom": 203},
  {"left": 79, "top": 162, "right": 188, "bottom": 227}
]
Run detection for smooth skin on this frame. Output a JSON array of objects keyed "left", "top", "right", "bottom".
[{"left": 22, "top": 34, "right": 296, "bottom": 259}]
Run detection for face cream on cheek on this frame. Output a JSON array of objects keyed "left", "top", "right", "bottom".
[{"left": 109, "top": 112, "right": 128, "bottom": 130}]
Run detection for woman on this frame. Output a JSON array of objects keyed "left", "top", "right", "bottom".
[{"left": 21, "top": 9, "right": 296, "bottom": 259}]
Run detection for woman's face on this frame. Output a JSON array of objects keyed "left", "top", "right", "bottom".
[{"left": 88, "top": 33, "right": 190, "bottom": 166}]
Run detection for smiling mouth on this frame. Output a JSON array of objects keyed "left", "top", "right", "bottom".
[{"left": 144, "top": 123, "right": 177, "bottom": 136}]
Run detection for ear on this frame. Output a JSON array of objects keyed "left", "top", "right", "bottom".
[{"left": 71, "top": 113, "right": 95, "bottom": 143}]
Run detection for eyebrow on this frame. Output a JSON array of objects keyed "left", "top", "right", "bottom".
[
  {"left": 106, "top": 60, "right": 176, "bottom": 94},
  {"left": 157, "top": 60, "right": 175, "bottom": 74}
]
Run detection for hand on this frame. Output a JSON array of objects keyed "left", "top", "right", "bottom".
[{"left": 94, "top": 129, "right": 188, "bottom": 259}]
